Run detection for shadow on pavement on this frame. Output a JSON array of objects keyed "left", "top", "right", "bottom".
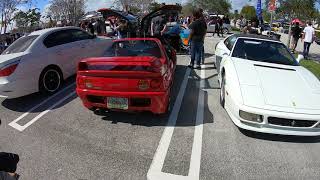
[
  {"left": 99, "top": 68, "right": 214, "bottom": 127},
  {"left": 239, "top": 128, "right": 320, "bottom": 143},
  {"left": 1, "top": 76, "right": 77, "bottom": 113},
  {"left": 204, "top": 53, "right": 215, "bottom": 58}
]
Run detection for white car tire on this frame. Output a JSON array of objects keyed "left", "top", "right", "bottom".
[
  {"left": 220, "top": 73, "right": 226, "bottom": 108},
  {"left": 39, "top": 66, "right": 63, "bottom": 95}
]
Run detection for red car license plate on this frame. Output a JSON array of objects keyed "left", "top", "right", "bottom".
[{"left": 107, "top": 97, "right": 128, "bottom": 110}]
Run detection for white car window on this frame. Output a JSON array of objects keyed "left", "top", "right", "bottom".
[
  {"left": 2, "top": 35, "right": 38, "bottom": 54},
  {"left": 43, "top": 30, "right": 73, "bottom": 48},
  {"left": 70, "top": 30, "right": 93, "bottom": 42}
]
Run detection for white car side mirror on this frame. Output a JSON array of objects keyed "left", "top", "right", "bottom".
[{"left": 296, "top": 54, "right": 304, "bottom": 63}]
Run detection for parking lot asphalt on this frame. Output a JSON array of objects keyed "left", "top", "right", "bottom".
[{"left": 1, "top": 35, "right": 320, "bottom": 180}]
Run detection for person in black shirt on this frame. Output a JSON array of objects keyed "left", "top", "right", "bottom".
[
  {"left": 290, "top": 22, "right": 302, "bottom": 53},
  {"left": 224, "top": 16, "right": 231, "bottom": 24},
  {"left": 218, "top": 17, "right": 224, "bottom": 37},
  {"left": 188, "top": 9, "right": 207, "bottom": 69},
  {"left": 88, "top": 19, "right": 95, "bottom": 35}
]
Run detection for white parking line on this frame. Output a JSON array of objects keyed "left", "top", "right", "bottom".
[
  {"left": 147, "top": 67, "right": 191, "bottom": 180},
  {"left": 8, "top": 83, "right": 75, "bottom": 131},
  {"left": 189, "top": 65, "right": 205, "bottom": 178},
  {"left": 147, "top": 65, "right": 206, "bottom": 180},
  {"left": 12, "top": 92, "right": 76, "bottom": 131}
]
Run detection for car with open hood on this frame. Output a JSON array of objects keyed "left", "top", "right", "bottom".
[
  {"left": 98, "top": 8, "right": 139, "bottom": 38},
  {"left": 140, "top": 4, "right": 182, "bottom": 36},
  {"left": 215, "top": 34, "right": 320, "bottom": 136},
  {"left": 98, "top": 5, "right": 182, "bottom": 39},
  {"left": 76, "top": 38, "right": 177, "bottom": 114}
]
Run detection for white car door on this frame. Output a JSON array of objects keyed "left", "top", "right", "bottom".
[
  {"left": 70, "top": 30, "right": 111, "bottom": 59},
  {"left": 43, "top": 30, "right": 79, "bottom": 78}
]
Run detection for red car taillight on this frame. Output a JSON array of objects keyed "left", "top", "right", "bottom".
[
  {"left": 0, "top": 61, "right": 19, "bottom": 77},
  {"left": 149, "top": 59, "right": 167, "bottom": 75},
  {"left": 77, "top": 77, "right": 85, "bottom": 89}
]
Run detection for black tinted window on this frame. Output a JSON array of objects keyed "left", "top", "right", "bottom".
[
  {"left": 104, "top": 40, "right": 162, "bottom": 58},
  {"left": 43, "top": 30, "right": 73, "bottom": 48},
  {"left": 232, "top": 39, "right": 298, "bottom": 66},
  {"left": 2, "top": 35, "right": 38, "bottom": 54},
  {"left": 70, "top": 30, "right": 92, "bottom": 41}
]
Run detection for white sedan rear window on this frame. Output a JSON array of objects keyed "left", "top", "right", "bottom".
[{"left": 2, "top": 35, "right": 38, "bottom": 55}]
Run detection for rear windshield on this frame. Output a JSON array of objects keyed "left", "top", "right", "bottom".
[
  {"left": 104, "top": 40, "right": 162, "bottom": 58},
  {"left": 2, "top": 35, "right": 38, "bottom": 54}
]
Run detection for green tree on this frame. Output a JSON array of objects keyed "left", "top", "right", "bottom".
[
  {"left": 240, "top": 5, "right": 257, "bottom": 20},
  {"left": 149, "top": 2, "right": 161, "bottom": 12},
  {"left": 262, "top": 9, "right": 271, "bottom": 22},
  {"left": 181, "top": 2, "right": 195, "bottom": 16},
  {"left": 14, "top": 10, "right": 28, "bottom": 29},
  {"left": 13, "top": 8, "right": 41, "bottom": 33},
  {"left": 194, "top": 0, "right": 231, "bottom": 15}
]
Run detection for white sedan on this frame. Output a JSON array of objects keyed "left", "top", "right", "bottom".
[
  {"left": 215, "top": 34, "right": 320, "bottom": 136},
  {"left": 0, "top": 27, "right": 112, "bottom": 98}
]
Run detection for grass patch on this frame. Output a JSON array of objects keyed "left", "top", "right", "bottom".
[
  {"left": 293, "top": 53, "right": 320, "bottom": 79},
  {"left": 300, "top": 60, "right": 320, "bottom": 79},
  {"left": 231, "top": 26, "right": 240, "bottom": 32}
]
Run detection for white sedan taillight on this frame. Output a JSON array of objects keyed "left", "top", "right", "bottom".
[{"left": 0, "top": 60, "right": 20, "bottom": 77}]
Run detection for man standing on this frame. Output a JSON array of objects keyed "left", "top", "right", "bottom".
[
  {"left": 302, "top": 21, "right": 315, "bottom": 59},
  {"left": 188, "top": 9, "right": 207, "bottom": 69},
  {"left": 199, "top": 8, "right": 207, "bottom": 64},
  {"left": 291, "top": 22, "right": 302, "bottom": 53},
  {"left": 214, "top": 17, "right": 220, "bottom": 37},
  {"left": 218, "top": 17, "right": 224, "bottom": 37}
]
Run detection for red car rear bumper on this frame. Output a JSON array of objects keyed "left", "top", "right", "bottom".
[{"left": 76, "top": 88, "right": 169, "bottom": 114}]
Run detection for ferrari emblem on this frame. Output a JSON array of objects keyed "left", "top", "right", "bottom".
[{"left": 292, "top": 102, "right": 296, "bottom": 107}]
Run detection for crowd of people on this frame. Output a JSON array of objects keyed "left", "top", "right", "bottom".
[
  {"left": 79, "top": 18, "right": 108, "bottom": 36},
  {"left": 209, "top": 16, "right": 231, "bottom": 38}
]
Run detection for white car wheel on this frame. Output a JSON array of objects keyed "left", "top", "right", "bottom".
[{"left": 40, "top": 67, "right": 62, "bottom": 94}]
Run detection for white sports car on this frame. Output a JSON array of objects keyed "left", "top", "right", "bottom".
[
  {"left": 215, "top": 34, "right": 320, "bottom": 136},
  {"left": 0, "top": 27, "right": 112, "bottom": 98}
]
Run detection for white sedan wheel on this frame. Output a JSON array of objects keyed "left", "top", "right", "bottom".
[{"left": 40, "top": 68, "right": 62, "bottom": 94}]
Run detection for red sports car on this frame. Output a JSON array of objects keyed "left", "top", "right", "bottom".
[{"left": 76, "top": 38, "right": 177, "bottom": 114}]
